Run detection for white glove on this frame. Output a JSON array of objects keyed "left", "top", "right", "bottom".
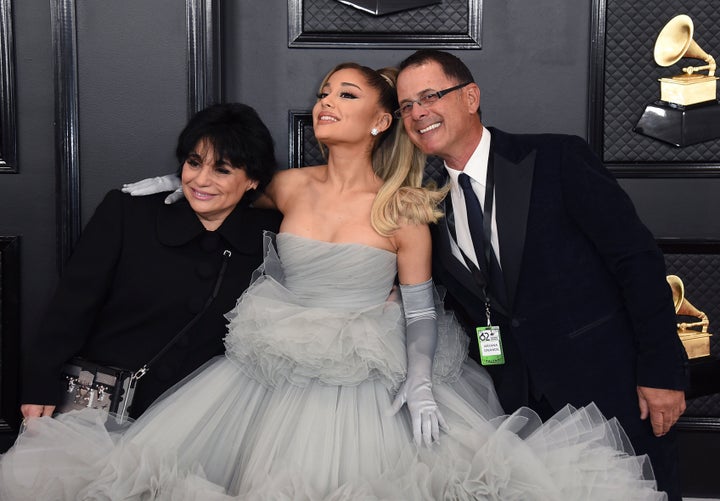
[
  {"left": 163, "top": 187, "right": 185, "bottom": 204},
  {"left": 122, "top": 174, "right": 184, "bottom": 204},
  {"left": 390, "top": 279, "right": 447, "bottom": 447}
]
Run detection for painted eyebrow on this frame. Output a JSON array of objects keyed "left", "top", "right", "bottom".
[
  {"left": 322, "top": 81, "right": 363, "bottom": 91},
  {"left": 339, "top": 82, "right": 362, "bottom": 90}
]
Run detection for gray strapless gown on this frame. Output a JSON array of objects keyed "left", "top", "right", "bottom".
[{"left": 0, "top": 233, "right": 665, "bottom": 500}]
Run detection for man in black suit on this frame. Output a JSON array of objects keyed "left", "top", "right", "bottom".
[{"left": 396, "top": 49, "right": 688, "bottom": 500}]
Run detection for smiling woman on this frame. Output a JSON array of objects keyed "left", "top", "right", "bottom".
[
  {"left": 9, "top": 102, "right": 281, "bottom": 426},
  {"left": 176, "top": 104, "right": 275, "bottom": 233},
  {"left": 181, "top": 138, "right": 259, "bottom": 231}
]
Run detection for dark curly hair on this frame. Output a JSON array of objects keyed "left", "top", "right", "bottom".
[{"left": 175, "top": 102, "right": 277, "bottom": 193}]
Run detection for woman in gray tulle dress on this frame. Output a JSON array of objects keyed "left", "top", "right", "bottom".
[{"left": 0, "top": 63, "right": 666, "bottom": 500}]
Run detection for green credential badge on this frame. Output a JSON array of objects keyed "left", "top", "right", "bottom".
[{"left": 477, "top": 325, "right": 505, "bottom": 365}]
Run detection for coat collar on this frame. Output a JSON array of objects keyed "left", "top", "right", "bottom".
[
  {"left": 492, "top": 134, "right": 534, "bottom": 310},
  {"left": 157, "top": 198, "right": 259, "bottom": 253}
]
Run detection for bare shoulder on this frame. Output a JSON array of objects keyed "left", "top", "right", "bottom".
[
  {"left": 275, "top": 165, "right": 326, "bottom": 182},
  {"left": 268, "top": 166, "right": 327, "bottom": 212}
]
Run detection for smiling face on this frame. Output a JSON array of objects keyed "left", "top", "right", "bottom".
[
  {"left": 396, "top": 61, "right": 482, "bottom": 169},
  {"left": 312, "top": 67, "right": 390, "bottom": 150},
  {"left": 181, "top": 138, "right": 258, "bottom": 231}
]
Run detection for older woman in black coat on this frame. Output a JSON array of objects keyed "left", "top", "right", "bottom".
[{"left": 21, "top": 103, "right": 281, "bottom": 420}]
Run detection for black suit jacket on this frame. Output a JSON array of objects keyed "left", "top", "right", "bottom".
[
  {"left": 431, "top": 127, "right": 688, "bottom": 435},
  {"left": 23, "top": 190, "right": 281, "bottom": 417}
]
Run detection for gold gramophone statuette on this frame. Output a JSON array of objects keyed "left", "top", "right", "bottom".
[
  {"left": 634, "top": 14, "right": 720, "bottom": 147},
  {"left": 666, "top": 275, "right": 712, "bottom": 359},
  {"left": 654, "top": 14, "right": 718, "bottom": 106}
]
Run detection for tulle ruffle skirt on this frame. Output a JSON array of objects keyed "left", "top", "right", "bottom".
[{"left": 0, "top": 232, "right": 666, "bottom": 499}]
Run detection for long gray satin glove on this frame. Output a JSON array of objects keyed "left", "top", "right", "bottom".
[
  {"left": 121, "top": 174, "right": 184, "bottom": 204},
  {"left": 390, "top": 278, "right": 447, "bottom": 446}
]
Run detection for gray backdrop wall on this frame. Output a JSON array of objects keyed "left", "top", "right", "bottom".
[
  {"left": 0, "top": 1, "right": 190, "bottom": 442},
  {"left": 226, "top": 1, "right": 720, "bottom": 239}
]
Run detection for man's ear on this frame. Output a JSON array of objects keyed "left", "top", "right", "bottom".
[{"left": 465, "top": 83, "right": 481, "bottom": 114}]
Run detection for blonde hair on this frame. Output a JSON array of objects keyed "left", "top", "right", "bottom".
[{"left": 316, "top": 63, "right": 448, "bottom": 236}]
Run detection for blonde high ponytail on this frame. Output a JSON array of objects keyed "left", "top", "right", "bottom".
[
  {"left": 316, "top": 63, "right": 448, "bottom": 236},
  {"left": 369, "top": 67, "right": 447, "bottom": 236},
  {"left": 370, "top": 113, "right": 447, "bottom": 236}
]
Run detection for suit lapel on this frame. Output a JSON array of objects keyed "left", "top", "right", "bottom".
[
  {"left": 493, "top": 137, "right": 535, "bottom": 310},
  {"left": 429, "top": 168, "right": 488, "bottom": 302},
  {"left": 434, "top": 196, "right": 488, "bottom": 300}
]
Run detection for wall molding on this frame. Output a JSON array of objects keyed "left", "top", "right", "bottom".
[
  {"left": 0, "top": 236, "right": 20, "bottom": 441},
  {"left": 51, "top": 0, "right": 222, "bottom": 271},
  {"left": 0, "top": 0, "right": 17, "bottom": 173},
  {"left": 50, "top": 0, "right": 80, "bottom": 272},
  {"left": 186, "top": 0, "right": 222, "bottom": 117}
]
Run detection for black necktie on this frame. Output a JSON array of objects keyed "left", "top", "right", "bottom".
[{"left": 458, "top": 173, "right": 507, "bottom": 306}]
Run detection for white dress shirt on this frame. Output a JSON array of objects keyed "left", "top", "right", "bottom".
[{"left": 444, "top": 127, "right": 502, "bottom": 270}]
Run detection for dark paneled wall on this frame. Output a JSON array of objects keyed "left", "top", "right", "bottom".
[
  {"left": 226, "top": 1, "right": 720, "bottom": 239},
  {"left": 226, "top": 1, "right": 592, "bottom": 160},
  {"left": 1, "top": 2, "right": 718, "bottom": 479},
  {"left": 76, "top": 2, "right": 187, "bottom": 223},
  {"left": 0, "top": 1, "right": 189, "bottom": 443},
  {"left": 0, "top": 3, "right": 56, "bottom": 443}
]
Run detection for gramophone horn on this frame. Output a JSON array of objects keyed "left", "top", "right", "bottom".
[
  {"left": 653, "top": 14, "right": 716, "bottom": 76},
  {"left": 666, "top": 274, "right": 685, "bottom": 312},
  {"left": 666, "top": 274, "right": 710, "bottom": 332}
]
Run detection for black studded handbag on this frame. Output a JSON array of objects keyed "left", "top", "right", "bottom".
[
  {"left": 56, "top": 250, "right": 232, "bottom": 424},
  {"left": 57, "top": 358, "right": 138, "bottom": 424}
]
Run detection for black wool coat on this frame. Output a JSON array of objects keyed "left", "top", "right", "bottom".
[{"left": 23, "top": 190, "right": 281, "bottom": 417}]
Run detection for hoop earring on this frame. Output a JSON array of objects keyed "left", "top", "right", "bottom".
[{"left": 371, "top": 128, "right": 379, "bottom": 136}]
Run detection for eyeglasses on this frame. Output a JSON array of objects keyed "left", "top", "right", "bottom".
[{"left": 394, "top": 81, "right": 472, "bottom": 119}]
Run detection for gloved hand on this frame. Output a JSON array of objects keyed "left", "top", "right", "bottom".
[
  {"left": 163, "top": 187, "right": 185, "bottom": 204},
  {"left": 122, "top": 174, "right": 184, "bottom": 204},
  {"left": 390, "top": 279, "right": 447, "bottom": 447}
]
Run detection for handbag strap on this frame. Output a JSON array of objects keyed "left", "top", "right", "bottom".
[{"left": 132, "top": 249, "right": 232, "bottom": 382}]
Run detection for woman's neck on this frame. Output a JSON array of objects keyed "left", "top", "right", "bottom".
[{"left": 325, "top": 148, "right": 379, "bottom": 191}]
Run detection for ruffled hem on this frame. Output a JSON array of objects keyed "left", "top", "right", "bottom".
[
  {"left": 0, "top": 233, "right": 665, "bottom": 500},
  {"left": 1, "top": 404, "right": 665, "bottom": 501}
]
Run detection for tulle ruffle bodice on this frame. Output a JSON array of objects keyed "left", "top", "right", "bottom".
[
  {"left": 275, "top": 233, "right": 398, "bottom": 309},
  {"left": 224, "top": 232, "right": 468, "bottom": 390}
]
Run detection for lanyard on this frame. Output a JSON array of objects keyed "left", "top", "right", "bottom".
[
  {"left": 446, "top": 154, "right": 496, "bottom": 304},
  {"left": 481, "top": 153, "right": 496, "bottom": 272},
  {"left": 445, "top": 154, "right": 495, "bottom": 282}
]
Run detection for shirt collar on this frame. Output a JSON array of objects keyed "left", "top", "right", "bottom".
[{"left": 444, "top": 126, "right": 491, "bottom": 187}]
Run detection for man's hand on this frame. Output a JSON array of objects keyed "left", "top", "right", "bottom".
[
  {"left": 637, "top": 386, "right": 686, "bottom": 436},
  {"left": 21, "top": 403, "right": 56, "bottom": 419}
]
